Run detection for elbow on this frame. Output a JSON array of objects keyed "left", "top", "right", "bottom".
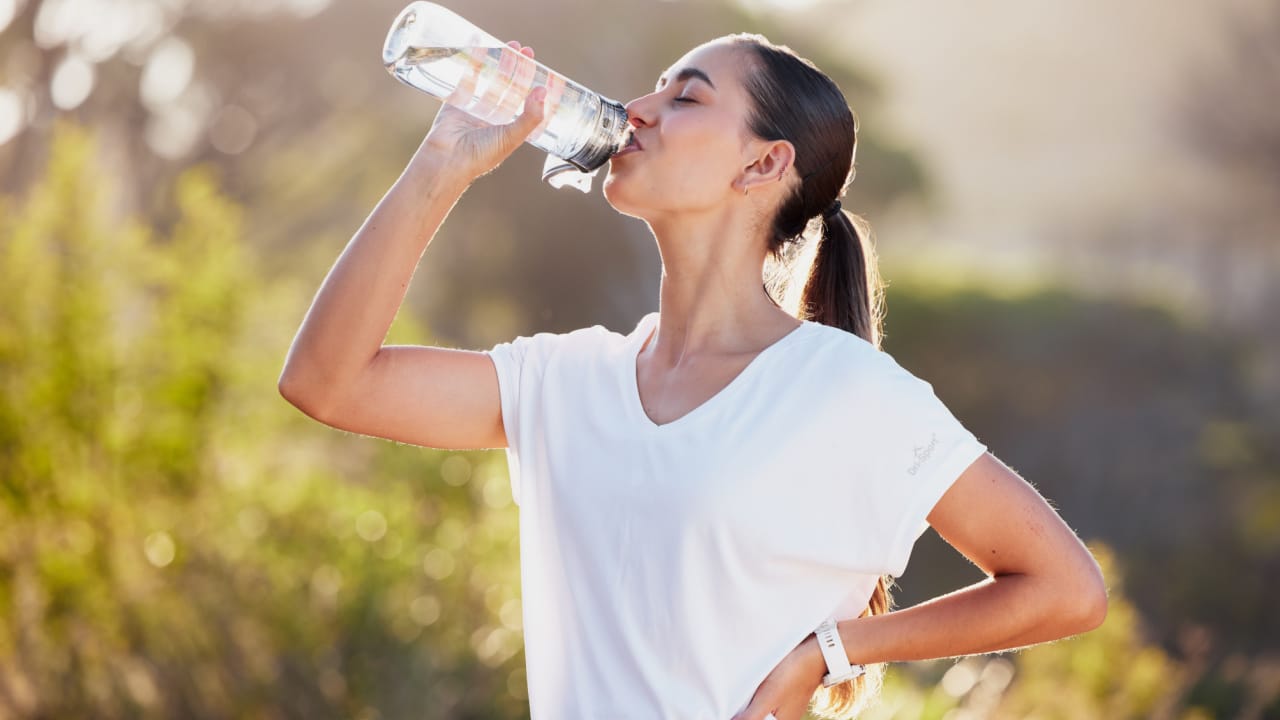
[
  {"left": 1081, "top": 566, "right": 1110, "bottom": 632},
  {"left": 277, "top": 369, "right": 310, "bottom": 412},
  {"left": 1060, "top": 556, "right": 1110, "bottom": 635},
  {"left": 278, "top": 366, "right": 334, "bottom": 423},
  {"left": 1067, "top": 585, "right": 1109, "bottom": 636}
]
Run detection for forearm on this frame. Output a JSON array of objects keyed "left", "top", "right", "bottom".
[
  {"left": 837, "top": 572, "right": 1105, "bottom": 666},
  {"left": 279, "top": 153, "right": 470, "bottom": 410}
]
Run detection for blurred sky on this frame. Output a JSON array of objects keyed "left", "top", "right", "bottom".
[
  {"left": 1, "top": 0, "right": 1272, "bottom": 347},
  {"left": 748, "top": 0, "right": 1272, "bottom": 293}
]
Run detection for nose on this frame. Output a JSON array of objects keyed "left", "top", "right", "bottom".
[{"left": 623, "top": 93, "right": 657, "bottom": 130}]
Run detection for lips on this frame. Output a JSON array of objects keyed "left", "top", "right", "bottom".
[{"left": 612, "top": 131, "right": 643, "bottom": 158}]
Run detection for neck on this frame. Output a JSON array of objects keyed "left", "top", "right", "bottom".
[{"left": 641, "top": 207, "right": 798, "bottom": 366}]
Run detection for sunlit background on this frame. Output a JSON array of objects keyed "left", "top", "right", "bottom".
[{"left": 1, "top": 0, "right": 1277, "bottom": 717}]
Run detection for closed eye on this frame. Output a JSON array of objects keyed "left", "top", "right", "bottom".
[{"left": 673, "top": 96, "right": 696, "bottom": 104}]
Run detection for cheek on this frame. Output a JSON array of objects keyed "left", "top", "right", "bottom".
[
  {"left": 657, "top": 122, "right": 740, "bottom": 196},
  {"left": 604, "top": 117, "right": 741, "bottom": 208},
  {"left": 663, "top": 160, "right": 723, "bottom": 202}
]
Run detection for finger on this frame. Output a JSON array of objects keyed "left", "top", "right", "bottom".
[
  {"left": 500, "top": 43, "right": 538, "bottom": 121},
  {"left": 444, "top": 46, "right": 483, "bottom": 108},
  {"left": 507, "top": 40, "right": 535, "bottom": 60},
  {"left": 515, "top": 85, "right": 547, "bottom": 131},
  {"left": 481, "top": 43, "right": 518, "bottom": 122},
  {"left": 492, "top": 44, "right": 536, "bottom": 122},
  {"left": 493, "top": 84, "right": 546, "bottom": 157},
  {"left": 531, "top": 71, "right": 564, "bottom": 137}
]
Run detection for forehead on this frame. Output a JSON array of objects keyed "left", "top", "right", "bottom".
[{"left": 656, "top": 43, "right": 744, "bottom": 90}]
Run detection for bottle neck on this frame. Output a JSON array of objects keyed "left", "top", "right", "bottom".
[{"left": 564, "top": 98, "right": 629, "bottom": 173}]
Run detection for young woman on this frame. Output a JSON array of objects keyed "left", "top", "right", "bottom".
[{"left": 280, "top": 34, "right": 1108, "bottom": 720}]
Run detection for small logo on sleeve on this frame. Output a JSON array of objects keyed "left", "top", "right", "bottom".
[{"left": 907, "top": 433, "right": 938, "bottom": 476}]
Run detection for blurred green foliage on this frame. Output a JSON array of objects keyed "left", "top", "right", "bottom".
[{"left": 0, "top": 121, "right": 525, "bottom": 718}]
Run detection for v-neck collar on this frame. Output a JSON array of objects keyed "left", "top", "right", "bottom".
[{"left": 626, "top": 312, "right": 814, "bottom": 432}]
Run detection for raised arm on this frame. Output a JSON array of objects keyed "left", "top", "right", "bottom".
[{"left": 278, "top": 41, "right": 548, "bottom": 451}]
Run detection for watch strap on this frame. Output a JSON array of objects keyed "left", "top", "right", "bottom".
[{"left": 815, "top": 617, "right": 865, "bottom": 687}]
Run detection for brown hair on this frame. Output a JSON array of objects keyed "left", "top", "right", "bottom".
[{"left": 728, "top": 33, "right": 891, "bottom": 718}]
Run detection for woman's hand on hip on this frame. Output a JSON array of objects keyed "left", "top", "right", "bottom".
[
  {"left": 731, "top": 634, "right": 826, "bottom": 720},
  {"left": 413, "top": 41, "right": 548, "bottom": 184}
]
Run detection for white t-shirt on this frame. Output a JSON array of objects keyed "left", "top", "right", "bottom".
[{"left": 486, "top": 311, "right": 987, "bottom": 719}]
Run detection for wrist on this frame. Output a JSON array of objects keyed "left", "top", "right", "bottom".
[
  {"left": 814, "top": 617, "right": 866, "bottom": 687},
  {"left": 801, "top": 633, "right": 828, "bottom": 682},
  {"left": 400, "top": 152, "right": 473, "bottom": 196}
]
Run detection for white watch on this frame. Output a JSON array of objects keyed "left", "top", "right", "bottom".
[{"left": 815, "top": 617, "right": 865, "bottom": 688}]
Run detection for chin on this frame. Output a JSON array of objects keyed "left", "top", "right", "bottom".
[
  {"left": 602, "top": 165, "right": 666, "bottom": 221},
  {"left": 601, "top": 170, "right": 635, "bottom": 213}
]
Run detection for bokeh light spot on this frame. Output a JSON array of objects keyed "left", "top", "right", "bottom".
[
  {"left": 409, "top": 594, "right": 440, "bottom": 626},
  {"left": 143, "top": 531, "right": 176, "bottom": 568},
  {"left": 355, "top": 509, "right": 387, "bottom": 542},
  {"left": 50, "top": 52, "right": 95, "bottom": 110},
  {"left": 421, "top": 547, "right": 454, "bottom": 579},
  {"left": 0, "top": 88, "right": 25, "bottom": 145},
  {"left": 209, "top": 104, "right": 257, "bottom": 155},
  {"left": 139, "top": 36, "right": 194, "bottom": 109},
  {"left": 440, "top": 454, "right": 472, "bottom": 486}
]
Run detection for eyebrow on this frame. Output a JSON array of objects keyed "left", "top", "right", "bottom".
[{"left": 655, "top": 67, "right": 717, "bottom": 92}]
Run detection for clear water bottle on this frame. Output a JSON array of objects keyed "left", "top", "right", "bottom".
[{"left": 381, "top": 1, "right": 630, "bottom": 193}]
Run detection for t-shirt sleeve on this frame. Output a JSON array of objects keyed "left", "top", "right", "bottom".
[
  {"left": 485, "top": 331, "right": 556, "bottom": 508},
  {"left": 859, "top": 353, "right": 988, "bottom": 578},
  {"left": 486, "top": 324, "right": 609, "bottom": 507}
]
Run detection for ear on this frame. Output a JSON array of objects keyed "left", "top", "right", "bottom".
[{"left": 737, "top": 139, "right": 795, "bottom": 194}]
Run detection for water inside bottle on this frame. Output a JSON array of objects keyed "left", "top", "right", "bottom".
[{"left": 386, "top": 42, "right": 600, "bottom": 162}]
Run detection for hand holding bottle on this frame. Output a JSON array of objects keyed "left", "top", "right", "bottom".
[
  {"left": 383, "top": 2, "right": 629, "bottom": 191},
  {"left": 414, "top": 40, "right": 548, "bottom": 183}
]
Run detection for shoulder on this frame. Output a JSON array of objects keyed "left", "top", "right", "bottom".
[
  {"left": 797, "top": 321, "right": 898, "bottom": 374},
  {"left": 798, "top": 320, "right": 877, "bottom": 356},
  {"left": 797, "top": 321, "right": 933, "bottom": 398},
  {"left": 488, "top": 315, "right": 641, "bottom": 364}
]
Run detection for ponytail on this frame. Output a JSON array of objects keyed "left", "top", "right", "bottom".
[{"left": 801, "top": 209, "right": 885, "bottom": 350}]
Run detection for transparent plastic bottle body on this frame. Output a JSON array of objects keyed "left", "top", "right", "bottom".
[{"left": 382, "top": 2, "right": 628, "bottom": 190}]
